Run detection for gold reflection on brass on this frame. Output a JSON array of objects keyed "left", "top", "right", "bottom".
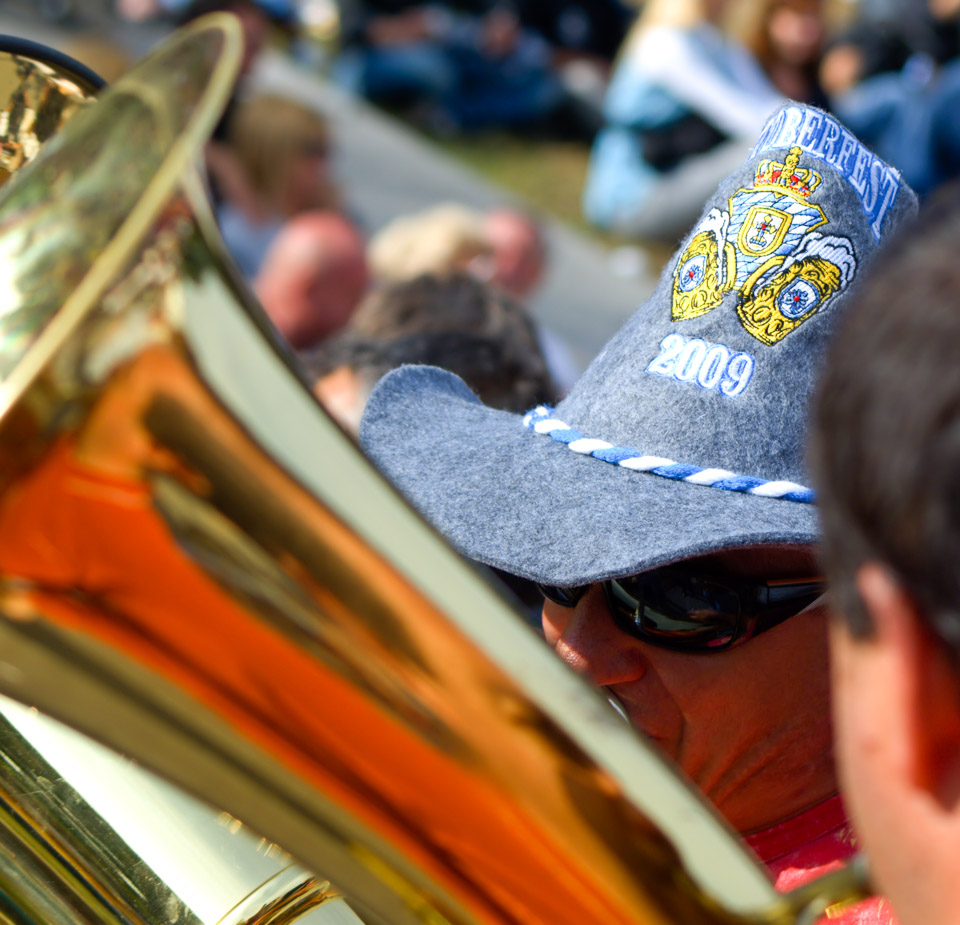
[
  {"left": 218, "top": 867, "right": 342, "bottom": 925},
  {"left": 0, "top": 709, "right": 200, "bottom": 925},
  {"left": 0, "top": 216, "right": 730, "bottom": 921},
  {"left": 0, "top": 14, "right": 868, "bottom": 925},
  {"left": 0, "top": 17, "right": 749, "bottom": 925},
  {"left": 0, "top": 51, "right": 98, "bottom": 187}
]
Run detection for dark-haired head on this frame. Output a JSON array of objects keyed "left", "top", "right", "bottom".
[{"left": 811, "top": 179, "right": 960, "bottom": 659}]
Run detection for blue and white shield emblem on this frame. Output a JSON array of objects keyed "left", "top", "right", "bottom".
[
  {"left": 668, "top": 147, "right": 859, "bottom": 347},
  {"left": 727, "top": 189, "right": 827, "bottom": 289}
]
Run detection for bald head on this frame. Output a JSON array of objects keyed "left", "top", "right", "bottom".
[
  {"left": 255, "top": 212, "right": 369, "bottom": 351},
  {"left": 482, "top": 209, "right": 545, "bottom": 300}
]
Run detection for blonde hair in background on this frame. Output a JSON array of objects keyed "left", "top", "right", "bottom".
[
  {"left": 639, "top": 0, "right": 705, "bottom": 28},
  {"left": 368, "top": 204, "right": 493, "bottom": 283},
  {"left": 724, "top": 0, "right": 856, "bottom": 59},
  {"left": 229, "top": 94, "right": 335, "bottom": 215}
]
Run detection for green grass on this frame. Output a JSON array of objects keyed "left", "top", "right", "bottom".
[{"left": 428, "top": 132, "right": 598, "bottom": 233}]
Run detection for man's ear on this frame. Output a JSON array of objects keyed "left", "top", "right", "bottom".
[{"left": 857, "top": 564, "right": 960, "bottom": 809}]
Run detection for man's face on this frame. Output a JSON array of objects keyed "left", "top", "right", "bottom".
[
  {"left": 829, "top": 609, "right": 901, "bottom": 906},
  {"left": 828, "top": 564, "right": 960, "bottom": 925},
  {"left": 541, "top": 547, "right": 832, "bottom": 830}
]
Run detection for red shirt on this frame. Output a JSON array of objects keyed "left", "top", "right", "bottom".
[{"left": 744, "top": 794, "right": 898, "bottom": 923}]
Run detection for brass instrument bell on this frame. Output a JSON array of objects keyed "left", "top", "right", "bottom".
[
  {"left": 0, "top": 34, "right": 102, "bottom": 187},
  {"left": 0, "top": 14, "right": 873, "bottom": 925}
]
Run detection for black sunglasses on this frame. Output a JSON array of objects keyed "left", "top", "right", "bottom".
[{"left": 538, "top": 567, "right": 827, "bottom": 653}]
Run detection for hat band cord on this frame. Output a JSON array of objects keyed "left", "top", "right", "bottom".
[{"left": 521, "top": 406, "right": 815, "bottom": 504}]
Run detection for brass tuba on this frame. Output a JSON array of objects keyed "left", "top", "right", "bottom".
[
  {"left": 0, "top": 34, "right": 102, "bottom": 187},
  {"left": 0, "top": 15, "right": 870, "bottom": 925}
]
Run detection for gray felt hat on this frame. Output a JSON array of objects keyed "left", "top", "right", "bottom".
[{"left": 359, "top": 104, "right": 918, "bottom": 586}]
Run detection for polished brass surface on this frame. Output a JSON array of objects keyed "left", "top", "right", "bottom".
[
  {"left": 217, "top": 867, "right": 343, "bottom": 925},
  {"left": 0, "top": 692, "right": 373, "bottom": 925},
  {"left": 0, "top": 42, "right": 99, "bottom": 189},
  {"left": 0, "top": 706, "right": 201, "bottom": 925},
  {"left": 0, "top": 14, "right": 868, "bottom": 925}
]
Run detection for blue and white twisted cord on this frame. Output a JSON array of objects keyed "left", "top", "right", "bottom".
[{"left": 521, "top": 406, "right": 815, "bottom": 504}]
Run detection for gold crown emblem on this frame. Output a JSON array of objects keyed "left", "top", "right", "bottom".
[{"left": 753, "top": 146, "right": 821, "bottom": 199}]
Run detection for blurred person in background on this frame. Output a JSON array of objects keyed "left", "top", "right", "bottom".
[
  {"left": 368, "top": 202, "right": 492, "bottom": 282},
  {"left": 507, "top": 0, "right": 633, "bottom": 65},
  {"left": 480, "top": 208, "right": 580, "bottom": 392},
  {"left": 582, "top": 0, "right": 784, "bottom": 242},
  {"left": 821, "top": 0, "right": 960, "bottom": 196},
  {"left": 218, "top": 94, "right": 346, "bottom": 278},
  {"left": 369, "top": 202, "right": 580, "bottom": 392},
  {"left": 330, "top": 0, "right": 565, "bottom": 134},
  {"left": 314, "top": 271, "right": 558, "bottom": 435},
  {"left": 152, "top": 0, "right": 295, "bottom": 26},
  {"left": 177, "top": 0, "right": 274, "bottom": 216},
  {"left": 369, "top": 202, "right": 548, "bottom": 299},
  {"left": 481, "top": 207, "right": 545, "bottom": 300},
  {"left": 818, "top": 24, "right": 907, "bottom": 102},
  {"left": 826, "top": 0, "right": 960, "bottom": 76},
  {"left": 254, "top": 211, "right": 370, "bottom": 352},
  {"left": 492, "top": 0, "right": 635, "bottom": 138},
  {"left": 727, "top": 0, "right": 831, "bottom": 106}
]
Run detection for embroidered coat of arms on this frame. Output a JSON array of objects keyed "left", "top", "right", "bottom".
[{"left": 672, "top": 147, "right": 857, "bottom": 346}]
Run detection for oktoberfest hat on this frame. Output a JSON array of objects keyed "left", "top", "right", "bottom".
[{"left": 359, "top": 104, "right": 918, "bottom": 586}]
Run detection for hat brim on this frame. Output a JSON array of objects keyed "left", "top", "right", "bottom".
[{"left": 360, "top": 365, "right": 820, "bottom": 586}]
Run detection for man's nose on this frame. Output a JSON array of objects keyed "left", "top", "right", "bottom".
[{"left": 546, "top": 585, "right": 648, "bottom": 687}]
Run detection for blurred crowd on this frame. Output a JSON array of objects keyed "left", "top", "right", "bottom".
[
  {"left": 583, "top": 0, "right": 960, "bottom": 237},
  {"left": 130, "top": 0, "right": 586, "bottom": 431},
  {"left": 67, "top": 0, "right": 960, "bottom": 427},
  {"left": 112, "top": 0, "right": 960, "bottom": 201}
]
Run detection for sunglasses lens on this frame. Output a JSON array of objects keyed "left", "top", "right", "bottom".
[
  {"left": 538, "top": 584, "right": 585, "bottom": 607},
  {"left": 606, "top": 572, "right": 742, "bottom": 650}
]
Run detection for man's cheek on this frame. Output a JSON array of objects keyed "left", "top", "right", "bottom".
[
  {"left": 828, "top": 620, "right": 874, "bottom": 798},
  {"left": 541, "top": 603, "right": 567, "bottom": 647}
]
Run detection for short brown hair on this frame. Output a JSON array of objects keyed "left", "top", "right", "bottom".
[
  {"left": 316, "top": 273, "right": 558, "bottom": 413},
  {"left": 810, "top": 181, "right": 960, "bottom": 655}
]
